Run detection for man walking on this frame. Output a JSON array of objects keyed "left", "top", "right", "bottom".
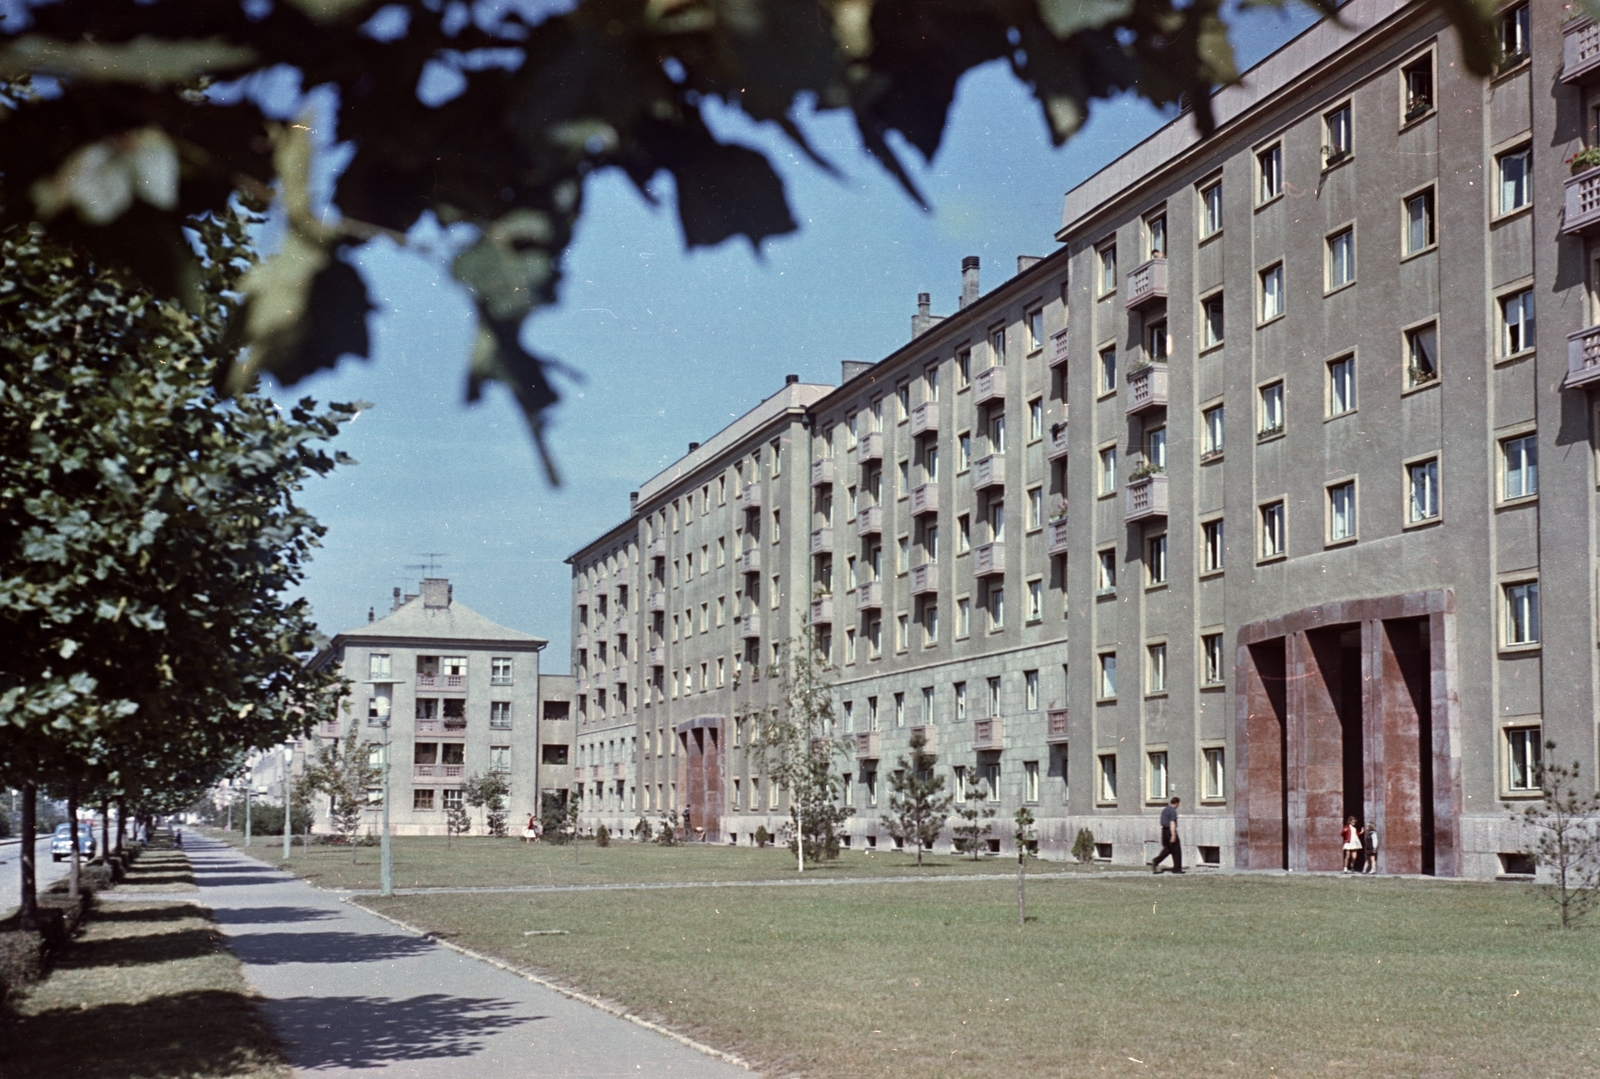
[{"left": 1151, "top": 796, "right": 1184, "bottom": 874}]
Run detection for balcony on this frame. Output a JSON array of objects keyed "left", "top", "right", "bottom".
[
  {"left": 857, "top": 430, "right": 883, "bottom": 464},
  {"left": 416, "top": 716, "right": 468, "bottom": 737},
  {"left": 910, "top": 401, "right": 939, "bottom": 437},
  {"left": 1046, "top": 708, "right": 1070, "bottom": 744},
  {"left": 973, "top": 717, "right": 1003, "bottom": 751},
  {"left": 1568, "top": 326, "right": 1600, "bottom": 389},
  {"left": 909, "top": 725, "right": 937, "bottom": 753},
  {"left": 648, "top": 589, "right": 666, "bottom": 613},
  {"left": 1563, "top": 17, "right": 1600, "bottom": 84},
  {"left": 739, "top": 613, "right": 762, "bottom": 639},
  {"left": 857, "top": 504, "right": 883, "bottom": 537},
  {"left": 910, "top": 563, "right": 937, "bottom": 596},
  {"left": 740, "top": 482, "right": 762, "bottom": 510},
  {"left": 910, "top": 483, "right": 938, "bottom": 516},
  {"left": 413, "top": 763, "right": 466, "bottom": 781},
  {"left": 810, "top": 595, "right": 835, "bottom": 624},
  {"left": 588, "top": 765, "right": 602, "bottom": 781},
  {"left": 1047, "top": 421, "right": 1070, "bottom": 460},
  {"left": 612, "top": 762, "right": 625, "bottom": 779},
  {"left": 739, "top": 546, "right": 762, "bottom": 574},
  {"left": 1047, "top": 517, "right": 1070, "bottom": 556},
  {"left": 973, "top": 365, "right": 1006, "bottom": 406},
  {"left": 648, "top": 537, "right": 665, "bottom": 558},
  {"left": 972, "top": 453, "right": 1004, "bottom": 491},
  {"left": 416, "top": 673, "right": 466, "bottom": 692},
  {"left": 575, "top": 629, "right": 590, "bottom": 650},
  {"left": 614, "top": 665, "right": 630, "bottom": 684},
  {"left": 856, "top": 580, "right": 883, "bottom": 610},
  {"left": 613, "top": 614, "right": 627, "bottom": 634},
  {"left": 1124, "top": 257, "right": 1168, "bottom": 309},
  {"left": 974, "top": 541, "right": 1005, "bottom": 577},
  {"left": 854, "top": 731, "right": 881, "bottom": 759},
  {"left": 810, "top": 527, "right": 834, "bottom": 555},
  {"left": 1125, "top": 363, "right": 1169, "bottom": 415},
  {"left": 646, "top": 645, "right": 664, "bottom": 667},
  {"left": 1565, "top": 167, "right": 1600, "bottom": 234},
  {"left": 1049, "top": 326, "right": 1070, "bottom": 368},
  {"left": 1126, "top": 472, "right": 1169, "bottom": 521},
  {"left": 811, "top": 458, "right": 836, "bottom": 487},
  {"left": 575, "top": 679, "right": 592, "bottom": 694}
]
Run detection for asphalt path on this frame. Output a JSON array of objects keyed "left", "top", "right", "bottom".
[{"left": 189, "top": 835, "right": 752, "bottom": 1078}]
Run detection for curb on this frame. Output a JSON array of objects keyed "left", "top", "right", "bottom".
[{"left": 345, "top": 897, "right": 755, "bottom": 1074}]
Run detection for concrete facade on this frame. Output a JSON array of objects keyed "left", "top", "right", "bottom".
[{"left": 566, "top": 0, "right": 1600, "bottom": 878}]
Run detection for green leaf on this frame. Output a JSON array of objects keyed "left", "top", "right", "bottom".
[
  {"left": 0, "top": 35, "right": 259, "bottom": 83},
  {"left": 1037, "top": 0, "right": 1135, "bottom": 39},
  {"left": 30, "top": 127, "right": 178, "bottom": 225},
  {"left": 281, "top": 0, "right": 376, "bottom": 25}
]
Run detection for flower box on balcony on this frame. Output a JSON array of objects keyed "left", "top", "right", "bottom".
[
  {"left": 910, "top": 563, "right": 936, "bottom": 596},
  {"left": 1567, "top": 325, "right": 1600, "bottom": 389},
  {"left": 1126, "top": 473, "right": 1169, "bottom": 521},
  {"left": 1564, "top": 165, "right": 1600, "bottom": 235},
  {"left": 1047, "top": 421, "right": 1070, "bottom": 460},
  {"left": 857, "top": 430, "right": 883, "bottom": 463},
  {"left": 972, "top": 453, "right": 1004, "bottom": 491},
  {"left": 739, "top": 546, "right": 761, "bottom": 574},
  {"left": 740, "top": 482, "right": 762, "bottom": 510},
  {"left": 810, "top": 595, "right": 835, "bottom": 624},
  {"left": 909, "top": 725, "right": 937, "bottom": 753},
  {"left": 855, "top": 732, "right": 881, "bottom": 759},
  {"left": 856, "top": 580, "right": 883, "bottom": 610},
  {"left": 1563, "top": 16, "right": 1600, "bottom": 84},
  {"left": 1048, "top": 327, "right": 1070, "bottom": 368}
]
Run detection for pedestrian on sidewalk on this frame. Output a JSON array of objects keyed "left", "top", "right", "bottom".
[
  {"left": 1362, "top": 821, "right": 1379, "bottom": 874},
  {"left": 1150, "top": 796, "right": 1184, "bottom": 874},
  {"left": 1342, "top": 817, "right": 1361, "bottom": 872}
]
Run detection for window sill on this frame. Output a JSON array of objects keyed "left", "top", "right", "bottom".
[
  {"left": 1325, "top": 536, "right": 1358, "bottom": 550},
  {"left": 1399, "top": 242, "right": 1437, "bottom": 265},
  {"left": 1498, "top": 643, "right": 1541, "bottom": 656},
  {"left": 1097, "top": 390, "right": 1118, "bottom": 402},
  {"left": 1145, "top": 581, "right": 1168, "bottom": 593},
  {"left": 1324, "top": 279, "right": 1357, "bottom": 299},
  {"left": 1257, "top": 553, "right": 1287, "bottom": 566},
  {"left": 1198, "top": 229, "right": 1223, "bottom": 247},
  {"left": 1500, "top": 789, "right": 1543, "bottom": 802},
  {"left": 1255, "top": 193, "right": 1283, "bottom": 213},
  {"left": 1321, "top": 152, "right": 1353, "bottom": 173},
  {"left": 1494, "top": 348, "right": 1535, "bottom": 369},
  {"left": 1490, "top": 55, "right": 1531, "bottom": 84},
  {"left": 1402, "top": 514, "right": 1442, "bottom": 531},
  {"left": 1144, "top": 691, "right": 1169, "bottom": 701},
  {"left": 1402, "top": 375, "right": 1440, "bottom": 397},
  {"left": 1400, "top": 106, "right": 1435, "bottom": 132},
  {"left": 1256, "top": 313, "right": 1285, "bottom": 330},
  {"left": 1095, "top": 589, "right": 1117, "bottom": 600},
  {"left": 1200, "top": 682, "right": 1226, "bottom": 692},
  {"left": 1324, "top": 408, "right": 1357, "bottom": 424},
  {"left": 1198, "top": 569, "right": 1224, "bottom": 581},
  {"left": 1256, "top": 429, "right": 1285, "bottom": 445},
  {"left": 1489, "top": 203, "right": 1532, "bottom": 229},
  {"left": 1496, "top": 494, "right": 1539, "bottom": 511},
  {"left": 1198, "top": 340, "right": 1224, "bottom": 357}
]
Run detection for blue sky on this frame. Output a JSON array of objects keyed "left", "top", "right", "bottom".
[{"left": 278, "top": 3, "right": 1323, "bottom": 664}]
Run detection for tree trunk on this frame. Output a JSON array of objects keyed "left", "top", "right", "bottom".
[
  {"left": 19, "top": 781, "right": 37, "bottom": 930},
  {"left": 1017, "top": 856, "right": 1025, "bottom": 927},
  {"left": 100, "top": 795, "right": 110, "bottom": 865},
  {"left": 115, "top": 799, "right": 126, "bottom": 854},
  {"left": 67, "top": 781, "right": 80, "bottom": 900}
]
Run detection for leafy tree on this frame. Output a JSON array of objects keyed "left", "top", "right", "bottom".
[
  {"left": 633, "top": 816, "right": 653, "bottom": 842},
  {"left": 882, "top": 729, "right": 952, "bottom": 866},
  {"left": 595, "top": 823, "right": 611, "bottom": 848},
  {"left": 0, "top": 207, "right": 353, "bottom": 926},
  {"left": 542, "top": 795, "right": 573, "bottom": 845},
  {"left": 951, "top": 768, "right": 997, "bottom": 860},
  {"left": 464, "top": 772, "right": 512, "bottom": 836},
  {"left": 445, "top": 799, "right": 471, "bottom": 847},
  {"left": 0, "top": 3, "right": 1506, "bottom": 472},
  {"left": 304, "top": 726, "right": 379, "bottom": 863},
  {"left": 1071, "top": 826, "right": 1096, "bottom": 865},
  {"left": 1514, "top": 742, "right": 1600, "bottom": 930},
  {"left": 1014, "top": 806, "right": 1036, "bottom": 927},
  {"left": 654, "top": 813, "right": 678, "bottom": 846}
]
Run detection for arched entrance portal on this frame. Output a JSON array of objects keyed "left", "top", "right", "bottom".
[
  {"left": 1235, "top": 591, "right": 1461, "bottom": 876},
  {"left": 676, "top": 716, "right": 724, "bottom": 842}
]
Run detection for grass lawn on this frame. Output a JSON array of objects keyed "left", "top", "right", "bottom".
[
  {"left": 365, "top": 873, "right": 1600, "bottom": 1079},
  {"left": 1, "top": 848, "right": 287, "bottom": 1079},
  {"left": 205, "top": 828, "right": 1119, "bottom": 891}
]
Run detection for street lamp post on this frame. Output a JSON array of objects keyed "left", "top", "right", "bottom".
[
  {"left": 244, "top": 784, "right": 252, "bottom": 847},
  {"left": 380, "top": 713, "right": 393, "bottom": 897},
  {"left": 282, "top": 745, "right": 293, "bottom": 860}
]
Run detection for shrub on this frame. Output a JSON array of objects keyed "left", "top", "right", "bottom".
[
  {"left": 240, "top": 805, "right": 313, "bottom": 837},
  {"left": 754, "top": 825, "right": 770, "bottom": 849},
  {"left": 0, "top": 929, "right": 47, "bottom": 1005},
  {"left": 654, "top": 815, "right": 678, "bottom": 845},
  {"left": 1071, "top": 827, "right": 1096, "bottom": 864},
  {"left": 634, "top": 817, "right": 653, "bottom": 842},
  {"left": 595, "top": 824, "right": 610, "bottom": 848}
]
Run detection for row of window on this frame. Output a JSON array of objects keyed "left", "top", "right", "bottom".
[{"left": 364, "top": 653, "right": 518, "bottom": 684}]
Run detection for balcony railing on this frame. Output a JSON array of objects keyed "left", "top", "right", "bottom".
[
  {"left": 739, "top": 546, "right": 762, "bottom": 574},
  {"left": 909, "top": 725, "right": 937, "bottom": 753},
  {"left": 972, "top": 453, "right": 1004, "bottom": 491},
  {"left": 1049, "top": 327, "right": 1070, "bottom": 368},
  {"left": 1124, "top": 257, "right": 1168, "bottom": 309},
  {"left": 575, "top": 629, "right": 590, "bottom": 650},
  {"left": 854, "top": 731, "right": 880, "bottom": 759},
  {"left": 1047, "top": 421, "right": 1070, "bottom": 460},
  {"left": 811, "top": 458, "right": 836, "bottom": 487},
  {"left": 413, "top": 763, "right": 466, "bottom": 780},
  {"left": 973, "top": 717, "right": 1003, "bottom": 751},
  {"left": 1565, "top": 167, "right": 1600, "bottom": 234},
  {"left": 1126, "top": 473, "right": 1169, "bottom": 521},
  {"left": 1125, "top": 363, "right": 1169, "bottom": 415},
  {"left": 613, "top": 665, "right": 630, "bottom": 684},
  {"left": 646, "top": 645, "right": 664, "bottom": 667},
  {"left": 416, "top": 673, "right": 466, "bottom": 691},
  {"left": 974, "top": 541, "right": 1005, "bottom": 577},
  {"left": 810, "top": 527, "right": 834, "bottom": 555},
  {"left": 857, "top": 504, "right": 883, "bottom": 537},
  {"left": 973, "top": 365, "right": 1006, "bottom": 406},
  {"left": 1568, "top": 325, "right": 1600, "bottom": 389},
  {"left": 612, "top": 762, "right": 625, "bottom": 779},
  {"left": 648, "top": 537, "right": 665, "bottom": 558},
  {"left": 910, "top": 563, "right": 936, "bottom": 596},
  {"left": 1046, "top": 708, "right": 1069, "bottom": 744},
  {"left": 648, "top": 589, "right": 665, "bottom": 612},
  {"left": 810, "top": 595, "right": 835, "bottom": 624},
  {"left": 910, "top": 483, "right": 938, "bottom": 516},
  {"left": 1563, "top": 16, "right": 1600, "bottom": 83},
  {"left": 740, "top": 482, "right": 762, "bottom": 510},
  {"left": 575, "top": 679, "right": 592, "bottom": 694},
  {"left": 739, "top": 613, "right": 762, "bottom": 639},
  {"left": 856, "top": 580, "right": 883, "bottom": 609},
  {"left": 415, "top": 717, "right": 468, "bottom": 737},
  {"left": 910, "top": 401, "right": 939, "bottom": 437},
  {"left": 1046, "top": 517, "right": 1070, "bottom": 555},
  {"left": 857, "top": 430, "right": 883, "bottom": 463}
]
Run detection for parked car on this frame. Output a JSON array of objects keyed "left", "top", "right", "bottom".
[{"left": 50, "top": 822, "right": 94, "bottom": 862}]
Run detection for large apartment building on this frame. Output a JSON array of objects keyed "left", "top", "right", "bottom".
[{"left": 568, "top": 0, "right": 1600, "bottom": 878}]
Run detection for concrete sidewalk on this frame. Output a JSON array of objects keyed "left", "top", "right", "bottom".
[{"left": 190, "top": 836, "right": 751, "bottom": 1078}]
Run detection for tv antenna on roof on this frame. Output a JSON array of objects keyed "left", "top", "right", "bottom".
[{"left": 406, "top": 553, "right": 449, "bottom": 575}]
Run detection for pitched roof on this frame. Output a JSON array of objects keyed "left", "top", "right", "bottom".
[{"left": 334, "top": 595, "right": 546, "bottom": 647}]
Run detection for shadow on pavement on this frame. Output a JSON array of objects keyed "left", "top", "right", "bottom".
[
  {"left": 191, "top": 872, "right": 291, "bottom": 887},
  {"left": 264, "top": 994, "right": 545, "bottom": 1068},
  {"left": 89, "top": 903, "right": 199, "bottom": 924},
  {"left": 225, "top": 929, "right": 439, "bottom": 966},
  {"left": 211, "top": 904, "right": 340, "bottom": 925}
]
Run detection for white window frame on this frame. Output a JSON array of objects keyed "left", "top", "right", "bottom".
[
  {"left": 1501, "top": 433, "right": 1538, "bottom": 501},
  {"left": 1501, "top": 288, "right": 1535, "bottom": 357},
  {"left": 1259, "top": 500, "right": 1286, "bottom": 560},
  {"left": 1202, "top": 633, "right": 1225, "bottom": 686},
  {"left": 1503, "top": 580, "right": 1540, "bottom": 647},
  {"left": 1257, "top": 381, "right": 1284, "bottom": 437},
  {"left": 1327, "top": 479, "right": 1357, "bottom": 543},
  {"left": 1505, "top": 724, "right": 1542, "bottom": 793},
  {"left": 1146, "top": 750, "right": 1170, "bottom": 801},
  {"left": 1326, "top": 228, "right": 1355, "bottom": 291},
  {"left": 1497, "top": 146, "right": 1531, "bottom": 216},
  {"left": 1257, "top": 143, "right": 1283, "bottom": 204},
  {"left": 1407, "top": 457, "right": 1440, "bottom": 524},
  {"left": 1145, "top": 643, "right": 1167, "bottom": 695},
  {"left": 1260, "top": 263, "right": 1284, "bottom": 323}
]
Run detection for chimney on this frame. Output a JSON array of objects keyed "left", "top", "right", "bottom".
[
  {"left": 841, "top": 360, "right": 875, "bottom": 383},
  {"left": 368, "top": 606, "right": 375, "bottom": 623},
  {"left": 629, "top": 491, "right": 639, "bottom": 512},
  {"left": 688, "top": 442, "right": 700, "bottom": 453},
  {"left": 785, "top": 373, "right": 799, "bottom": 385},
  {"left": 959, "top": 256, "right": 980, "bottom": 308},
  {"left": 911, "top": 291, "right": 945, "bottom": 340},
  {"left": 391, "top": 586, "right": 402, "bottom": 612},
  {"left": 420, "top": 577, "right": 451, "bottom": 609},
  {"left": 1017, "top": 255, "right": 1043, "bottom": 274}
]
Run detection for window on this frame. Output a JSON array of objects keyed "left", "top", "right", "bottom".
[
  {"left": 1502, "top": 434, "right": 1538, "bottom": 500},
  {"left": 845, "top": 627, "right": 857, "bottom": 663},
  {"left": 1099, "top": 347, "right": 1117, "bottom": 394},
  {"left": 957, "top": 349, "right": 971, "bottom": 388},
  {"left": 1403, "top": 55, "right": 1433, "bottom": 119},
  {"left": 1260, "top": 501, "right": 1286, "bottom": 558},
  {"left": 1257, "top": 144, "right": 1282, "bottom": 202},
  {"left": 925, "top": 364, "right": 940, "bottom": 400},
  {"left": 959, "top": 433, "right": 972, "bottom": 471},
  {"left": 989, "top": 411, "right": 1006, "bottom": 453},
  {"left": 1146, "top": 751, "right": 1169, "bottom": 800},
  {"left": 1097, "top": 753, "right": 1118, "bottom": 802},
  {"left": 989, "top": 327, "right": 1006, "bottom": 367},
  {"left": 868, "top": 695, "right": 880, "bottom": 731},
  {"left": 1258, "top": 382, "right": 1284, "bottom": 436},
  {"left": 1146, "top": 644, "right": 1167, "bottom": 694},
  {"left": 1328, "top": 355, "right": 1355, "bottom": 416},
  {"left": 1145, "top": 427, "right": 1166, "bottom": 472},
  {"left": 1099, "top": 446, "right": 1117, "bottom": 494},
  {"left": 369, "top": 653, "right": 392, "bottom": 679},
  {"left": 896, "top": 613, "right": 909, "bottom": 652},
  {"left": 442, "top": 788, "right": 464, "bottom": 811},
  {"left": 984, "top": 762, "right": 1002, "bottom": 804},
  {"left": 1502, "top": 289, "right": 1534, "bottom": 355},
  {"left": 867, "top": 614, "right": 882, "bottom": 657},
  {"left": 1406, "top": 323, "right": 1438, "bottom": 386},
  {"left": 1097, "top": 549, "right": 1117, "bottom": 593},
  {"left": 1027, "top": 487, "right": 1043, "bottom": 530},
  {"left": 1404, "top": 190, "right": 1435, "bottom": 254},
  {"left": 921, "top": 686, "right": 934, "bottom": 721},
  {"left": 988, "top": 500, "right": 1005, "bottom": 543},
  {"left": 1146, "top": 214, "right": 1167, "bottom": 259},
  {"left": 1328, "top": 480, "right": 1356, "bottom": 542},
  {"left": 894, "top": 691, "right": 906, "bottom": 728},
  {"left": 490, "top": 701, "right": 512, "bottom": 729},
  {"left": 1146, "top": 534, "right": 1167, "bottom": 585},
  {"left": 1506, "top": 726, "right": 1542, "bottom": 792},
  {"left": 1324, "top": 104, "right": 1352, "bottom": 164},
  {"left": 1024, "top": 761, "right": 1040, "bottom": 804},
  {"left": 1327, "top": 229, "right": 1354, "bottom": 289},
  {"left": 1203, "top": 519, "right": 1225, "bottom": 573},
  {"left": 1504, "top": 581, "right": 1540, "bottom": 646},
  {"left": 1200, "top": 180, "right": 1223, "bottom": 236},
  {"left": 954, "top": 680, "right": 967, "bottom": 722},
  {"left": 1202, "top": 294, "right": 1224, "bottom": 348},
  {"left": 1024, "top": 669, "right": 1040, "bottom": 712},
  {"left": 956, "top": 597, "right": 971, "bottom": 638},
  {"left": 1202, "top": 405, "right": 1225, "bottom": 457},
  {"left": 1027, "top": 309, "right": 1044, "bottom": 353},
  {"left": 866, "top": 769, "right": 879, "bottom": 808},
  {"left": 1202, "top": 633, "right": 1225, "bottom": 686},
  {"left": 1203, "top": 747, "right": 1226, "bottom": 800},
  {"left": 1098, "top": 652, "right": 1117, "bottom": 699},
  {"left": 1408, "top": 458, "right": 1439, "bottom": 523},
  {"left": 1027, "top": 579, "right": 1043, "bottom": 622},
  {"left": 1260, "top": 264, "right": 1284, "bottom": 321},
  {"left": 1029, "top": 398, "right": 1044, "bottom": 441},
  {"left": 986, "top": 677, "right": 1001, "bottom": 717},
  {"left": 1098, "top": 244, "right": 1117, "bottom": 295},
  {"left": 1499, "top": 3, "right": 1529, "bottom": 65},
  {"left": 489, "top": 745, "right": 510, "bottom": 772},
  {"left": 413, "top": 789, "right": 436, "bottom": 811},
  {"left": 897, "top": 383, "right": 910, "bottom": 420},
  {"left": 987, "top": 584, "right": 1004, "bottom": 631},
  {"left": 1148, "top": 320, "right": 1169, "bottom": 361},
  {"left": 1497, "top": 147, "right": 1531, "bottom": 215}
]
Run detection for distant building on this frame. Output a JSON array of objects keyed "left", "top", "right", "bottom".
[{"left": 308, "top": 578, "right": 569, "bottom": 836}]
